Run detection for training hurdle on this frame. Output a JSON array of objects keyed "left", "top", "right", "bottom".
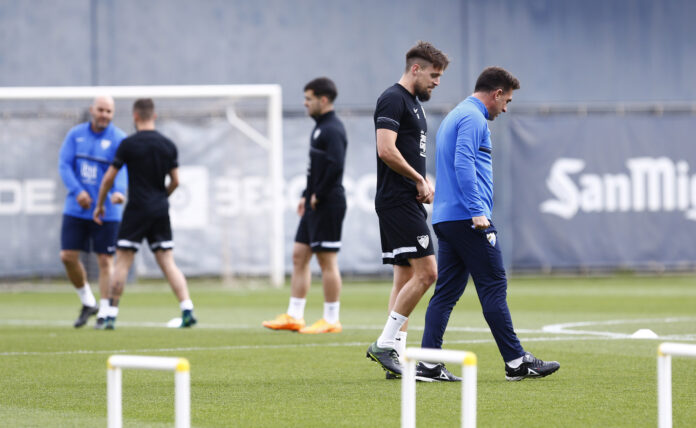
[
  {"left": 401, "top": 348, "right": 477, "bottom": 428},
  {"left": 107, "top": 355, "right": 190, "bottom": 428},
  {"left": 657, "top": 342, "right": 696, "bottom": 428}
]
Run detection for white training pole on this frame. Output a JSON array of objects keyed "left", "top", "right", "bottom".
[
  {"left": 107, "top": 366, "right": 122, "bottom": 428},
  {"left": 107, "top": 355, "right": 191, "bottom": 428},
  {"left": 401, "top": 348, "right": 477, "bottom": 428},
  {"left": 657, "top": 342, "right": 696, "bottom": 428}
]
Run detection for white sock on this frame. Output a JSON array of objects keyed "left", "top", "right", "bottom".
[
  {"left": 76, "top": 283, "right": 97, "bottom": 307},
  {"left": 97, "top": 299, "right": 110, "bottom": 318},
  {"left": 287, "top": 297, "right": 306, "bottom": 320},
  {"left": 323, "top": 301, "right": 340, "bottom": 324},
  {"left": 377, "top": 311, "right": 408, "bottom": 349},
  {"left": 179, "top": 299, "right": 194, "bottom": 311},
  {"left": 108, "top": 306, "right": 119, "bottom": 318},
  {"left": 506, "top": 356, "right": 524, "bottom": 368},
  {"left": 394, "top": 331, "right": 407, "bottom": 356}
]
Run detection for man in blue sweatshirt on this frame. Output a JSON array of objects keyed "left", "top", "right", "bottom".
[
  {"left": 58, "top": 95, "right": 127, "bottom": 329},
  {"left": 417, "top": 67, "right": 560, "bottom": 382}
]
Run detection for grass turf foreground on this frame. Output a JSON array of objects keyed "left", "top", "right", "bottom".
[{"left": 0, "top": 275, "right": 694, "bottom": 427}]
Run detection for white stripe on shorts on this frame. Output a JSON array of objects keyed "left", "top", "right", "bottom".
[
  {"left": 150, "top": 240, "right": 174, "bottom": 250},
  {"left": 310, "top": 241, "right": 342, "bottom": 248},
  {"left": 382, "top": 246, "right": 417, "bottom": 258},
  {"left": 117, "top": 239, "right": 141, "bottom": 250}
]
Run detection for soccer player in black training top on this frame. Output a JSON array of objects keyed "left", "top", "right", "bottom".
[
  {"left": 366, "top": 41, "right": 449, "bottom": 378},
  {"left": 93, "top": 98, "right": 196, "bottom": 330},
  {"left": 263, "top": 77, "right": 348, "bottom": 334}
]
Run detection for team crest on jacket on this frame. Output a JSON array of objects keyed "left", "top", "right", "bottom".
[
  {"left": 417, "top": 235, "right": 429, "bottom": 249},
  {"left": 486, "top": 232, "right": 496, "bottom": 247},
  {"left": 313, "top": 129, "right": 321, "bottom": 140},
  {"left": 101, "top": 139, "right": 112, "bottom": 149}
]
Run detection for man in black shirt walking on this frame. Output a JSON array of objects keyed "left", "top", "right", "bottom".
[
  {"left": 366, "top": 41, "right": 449, "bottom": 377},
  {"left": 263, "top": 77, "right": 348, "bottom": 334},
  {"left": 93, "top": 98, "right": 196, "bottom": 329}
]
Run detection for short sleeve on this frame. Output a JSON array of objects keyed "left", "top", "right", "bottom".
[{"left": 374, "top": 91, "right": 404, "bottom": 132}]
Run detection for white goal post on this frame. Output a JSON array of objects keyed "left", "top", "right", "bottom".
[{"left": 0, "top": 85, "right": 284, "bottom": 287}]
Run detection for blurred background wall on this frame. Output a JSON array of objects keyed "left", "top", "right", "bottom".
[{"left": 1, "top": 0, "right": 695, "bottom": 278}]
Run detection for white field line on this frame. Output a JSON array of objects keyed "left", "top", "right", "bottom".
[{"left": 1, "top": 316, "right": 694, "bottom": 357}]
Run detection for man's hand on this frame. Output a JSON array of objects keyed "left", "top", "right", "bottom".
[
  {"left": 93, "top": 205, "right": 105, "bottom": 225},
  {"left": 471, "top": 215, "right": 490, "bottom": 230},
  {"left": 422, "top": 177, "right": 435, "bottom": 204},
  {"left": 415, "top": 177, "right": 431, "bottom": 203},
  {"left": 310, "top": 193, "right": 319, "bottom": 210},
  {"left": 76, "top": 190, "right": 92, "bottom": 209},
  {"left": 110, "top": 191, "right": 125, "bottom": 204},
  {"left": 297, "top": 197, "right": 306, "bottom": 217}
]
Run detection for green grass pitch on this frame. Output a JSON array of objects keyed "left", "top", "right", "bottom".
[{"left": 1, "top": 275, "right": 694, "bottom": 427}]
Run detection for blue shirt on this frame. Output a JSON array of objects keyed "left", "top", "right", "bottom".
[
  {"left": 432, "top": 96, "right": 493, "bottom": 224},
  {"left": 58, "top": 122, "right": 127, "bottom": 221}
]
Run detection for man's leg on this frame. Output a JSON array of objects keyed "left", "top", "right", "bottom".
[
  {"left": 299, "top": 251, "right": 342, "bottom": 333},
  {"left": 367, "top": 255, "right": 437, "bottom": 375},
  {"left": 153, "top": 249, "right": 196, "bottom": 327},
  {"left": 95, "top": 253, "right": 114, "bottom": 325},
  {"left": 390, "top": 264, "right": 413, "bottom": 355},
  {"left": 60, "top": 249, "right": 98, "bottom": 327},
  {"left": 103, "top": 249, "right": 135, "bottom": 330},
  {"left": 263, "top": 243, "right": 312, "bottom": 331},
  {"left": 421, "top": 236, "right": 469, "bottom": 350}
]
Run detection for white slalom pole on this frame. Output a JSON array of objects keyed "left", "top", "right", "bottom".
[
  {"left": 107, "top": 355, "right": 190, "bottom": 428},
  {"left": 107, "top": 366, "right": 122, "bottom": 428},
  {"left": 657, "top": 342, "right": 696, "bottom": 428},
  {"left": 401, "top": 348, "right": 477, "bottom": 428}
]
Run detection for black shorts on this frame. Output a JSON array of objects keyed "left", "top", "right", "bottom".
[
  {"left": 117, "top": 209, "right": 173, "bottom": 252},
  {"left": 60, "top": 214, "right": 119, "bottom": 254},
  {"left": 377, "top": 200, "right": 434, "bottom": 266},
  {"left": 294, "top": 201, "right": 346, "bottom": 252}
]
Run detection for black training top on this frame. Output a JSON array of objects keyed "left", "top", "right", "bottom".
[
  {"left": 303, "top": 110, "right": 347, "bottom": 206},
  {"left": 373, "top": 83, "right": 428, "bottom": 210},
  {"left": 112, "top": 130, "right": 178, "bottom": 216}
]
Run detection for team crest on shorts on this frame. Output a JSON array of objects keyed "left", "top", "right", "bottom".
[
  {"left": 417, "top": 235, "right": 429, "bottom": 249},
  {"left": 486, "top": 232, "right": 496, "bottom": 247}
]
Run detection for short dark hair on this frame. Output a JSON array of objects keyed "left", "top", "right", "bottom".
[
  {"left": 304, "top": 77, "right": 337, "bottom": 102},
  {"left": 474, "top": 67, "right": 520, "bottom": 93},
  {"left": 405, "top": 41, "right": 450, "bottom": 71},
  {"left": 133, "top": 98, "right": 155, "bottom": 120}
]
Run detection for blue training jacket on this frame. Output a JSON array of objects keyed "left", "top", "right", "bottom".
[
  {"left": 432, "top": 96, "right": 493, "bottom": 224},
  {"left": 58, "top": 122, "right": 127, "bottom": 221}
]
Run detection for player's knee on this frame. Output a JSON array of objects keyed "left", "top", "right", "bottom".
[
  {"left": 60, "top": 250, "right": 77, "bottom": 265},
  {"left": 416, "top": 268, "right": 437, "bottom": 288},
  {"left": 292, "top": 249, "right": 311, "bottom": 267}
]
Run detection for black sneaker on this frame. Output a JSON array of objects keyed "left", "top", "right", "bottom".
[
  {"left": 386, "top": 372, "right": 399, "bottom": 380},
  {"left": 415, "top": 362, "right": 462, "bottom": 382},
  {"left": 366, "top": 341, "right": 402, "bottom": 376},
  {"left": 180, "top": 310, "right": 197, "bottom": 328},
  {"left": 73, "top": 304, "right": 98, "bottom": 328},
  {"left": 104, "top": 316, "right": 116, "bottom": 330},
  {"left": 93, "top": 317, "right": 106, "bottom": 330},
  {"left": 505, "top": 352, "right": 560, "bottom": 381}
]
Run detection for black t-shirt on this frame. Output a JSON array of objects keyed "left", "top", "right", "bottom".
[
  {"left": 303, "top": 110, "right": 347, "bottom": 206},
  {"left": 373, "top": 83, "right": 428, "bottom": 209},
  {"left": 112, "top": 130, "right": 178, "bottom": 216}
]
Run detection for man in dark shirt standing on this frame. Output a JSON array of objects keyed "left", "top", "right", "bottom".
[
  {"left": 93, "top": 98, "right": 196, "bottom": 330},
  {"left": 263, "top": 77, "right": 348, "bottom": 334},
  {"left": 366, "top": 42, "right": 449, "bottom": 378}
]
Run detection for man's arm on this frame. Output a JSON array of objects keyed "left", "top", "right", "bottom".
[
  {"left": 376, "top": 129, "right": 430, "bottom": 202},
  {"left": 453, "top": 116, "right": 489, "bottom": 229},
  {"left": 58, "top": 131, "right": 92, "bottom": 209},
  {"left": 166, "top": 168, "right": 179, "bottom": 196},
  {"left": 93, "top": 165, "right": 119, "bottom": 225},
  {"left": 110, "top": 165, "right": 128, "bottom": 204}
]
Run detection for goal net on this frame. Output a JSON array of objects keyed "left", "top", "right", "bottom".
[{"left": 0, "top": 85, "right": 285, "bottom": 287}]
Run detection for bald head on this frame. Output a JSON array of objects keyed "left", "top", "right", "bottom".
[{"left": 89, "top": 95, "right": 115, "bottom": 133}]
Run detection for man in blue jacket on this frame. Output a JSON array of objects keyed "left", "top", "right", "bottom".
[
  {"left": 418, "top": 67, "right": 560, "bottom": 382},
  {"left": 58, "top": 95, "right": 127, "bottom": 329}
]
